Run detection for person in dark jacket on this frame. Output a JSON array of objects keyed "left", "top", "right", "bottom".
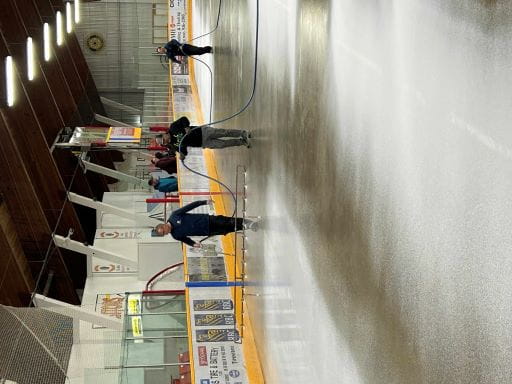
[
  {"left": 156, "top": 39, "right": 212, "bottom": 64},
  {"left": 148, "top": 176, "right": 178, "bottom": 193},
  {"left": 168, "top": 116, "right": 251, "bottom": 160},
  {"left": 154, "top": 200, "right": 258, "bottom": 247},
  {"left": 151, "top": 153, "right": 177, "bottom": 174}
]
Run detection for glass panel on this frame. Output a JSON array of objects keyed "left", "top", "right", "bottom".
[
  {"left": 140, "top": 294, "right": 187, "bottom": 313},
  {"left": 119, "top": 292, "right": 189, "bottom": 383}
]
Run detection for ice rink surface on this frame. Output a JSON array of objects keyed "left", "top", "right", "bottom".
[{"left": 192, "top": 1, "right": 512, "bottom": 383}]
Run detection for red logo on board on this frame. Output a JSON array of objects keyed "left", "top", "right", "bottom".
[{"left": 198, "top": 346, "right": 208, "bottom": 366}]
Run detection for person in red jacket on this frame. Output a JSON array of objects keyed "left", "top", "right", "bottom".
[{"left": 151, "top": 152, "right": 177, "bottom": 174}]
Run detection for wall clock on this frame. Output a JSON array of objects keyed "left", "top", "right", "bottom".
[{"left": 86, "top": 34, "right": 104, "bottom": 51}]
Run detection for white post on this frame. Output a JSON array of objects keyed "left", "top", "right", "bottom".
[
  {"left": 100, "top": 96, "right": 141, "bottom": 114},
  {"left": 82, "top": 159, "right": 148, "bottom": 188},
  {"left": 53, "top": 234, "right": 138, "bottom": 269},
  {"left": 68, "top": 192, "right": 161, "bottom": 227},
  {"left": 94, "top": 113, "right": 131, "bottom": 127},
  {"left": 33, "top": 294, "right": 124, "bottom": 331}
]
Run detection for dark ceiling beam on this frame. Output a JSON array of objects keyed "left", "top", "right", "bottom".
[
  {"left": 0, "top": 114, "right": 79, "bottom": 304},
  {"left": 39, "top": 0, "right": 106, "bottom": 122},
  {"left": 6, "top": 0, "right": 100, "bottom": 245},
  {"left": 0, "top": 30, "right": 82, "bottom": 232},
  {"left": 1, "top": 0, "right": 80, "bottom": 127},
  {"left": 1, "top": 0, "right": 95, "bottom": 198},
  {"left": 47, "top": 0, "right": 105, "bottom": 116},
  {"left": 1, "top": 0, "right": 71, "bottom": 143},
  {"left": 0, "top": 196, "right": 35, "bottom": 306},
  {"left": 24, "top": 0, "right": 115, "bottom": 220},
  {"left": 38, "top": 1, "right": 94, "bottom": 125},
  {"left": 0, "top": 0, "right": 111, "bottom": 306},
  {"left": 0, "top": 30, "right": 85, "bottom": 300}
]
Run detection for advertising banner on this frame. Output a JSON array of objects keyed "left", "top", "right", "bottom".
[
  {"left": 189, "top": 290, "right": 248, "bottom": 384},
  {"left": 92, "top": 263, "right": 135, "bottom": 274},
  {"left": 169, "top": 0, "right": 197, "bottom": 120},
  {"left": 93, "top": 293, "right": 126, "bottom": 329},
  {"left": 106, "top": 127, "right": 142, "bottom": 143},
  {"left": 188, "top": 257, "right": 227, "bottom": 281},
  {"left": 95, "top": 230, "right": 142, "bottom": 239}
]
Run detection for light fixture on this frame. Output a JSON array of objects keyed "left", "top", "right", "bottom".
[
  {"left": 43, "top": 23, "right": 51, "bottom": 61},
  {"left": 56, "top": 11, "right": 63, "bottom": 46},
  {"left": 27, "top": 37, "right": 35, "bottom": 80},
  {"left": 5, "top": 56, "right": 14, "bottom": 107},
  {"left": 74, "top": 0, "right": 80, "bottom": 23},
  {"left": 66, "top": 2, "right": 72, "bottom": 33}
]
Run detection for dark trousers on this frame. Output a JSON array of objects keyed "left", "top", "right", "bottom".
[
  {"left": 201, "top": 127, "right": 247, "bottom": 149},
  {"left": 209, "top": 216, "right": 243, "bottom": 236},
  {"left": 182, "top": 44, "right": 211, "bottom": 56}
]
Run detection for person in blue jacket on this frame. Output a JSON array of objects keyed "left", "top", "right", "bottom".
[
  {"left": 156, "top": 39, "right": 212, "bottom": 64},
  {"left": 148, "top": 176, "right": 178, "bottom": 192},
  {"left": 153, "top": 200, "right": 258, "bottom": 247}
]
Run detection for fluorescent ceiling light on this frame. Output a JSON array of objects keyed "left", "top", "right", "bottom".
[
  {"left": 27, "top": 37, "right": 35, "bottom": 80},
  {"left": 43, "top": 23, "right": 51, "bottom": 61},
  {"left": 66, "top": 2, "right": 72, "bottom": 33},
  {"left": 56, "top": 11, "right": 63, "bottom": 46},
  {"left": 5, "top": 56, "right": 14, "bottom": 107},
  {"left": 74, "top": 0, "right": 80, "bottom": 23}
]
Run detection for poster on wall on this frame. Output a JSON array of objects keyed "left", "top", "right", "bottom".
[
  {"left": 189, "top": 290, "right": 249, "bottom": 384},
  {"left": 173, "top": 88, "right": 194, "bottom": 113},
  {"left": 194, "top": 313, "right": 235, "bottom": 326},
  {"left": 196, "top": 328, "right": 239, "bottom": 343},
  {"left": 93, "top": 293, "right": 126, "bottom": 329},
  {"left": 172, "top": 74, "right": 190, "bottom": 85},
  {"left": 171, "top": 62, "right": 190, "bottom": 76},
  {"left": 169, "top": 0, "right": 198, "bottom": 120},
  {"left": 169, "top": 0, "right": 188, "bottom": 77},
  {"left": 169, "top": 0, "right": 187, "bottom": 42},
  {"left": 186, "top": 242, "right": 219, "bottom": 257},
  {"left": 95, "top": 230, "right": 142, "bottom": 239},
  {"left": 92, "top": 228, "right": 139, "bottom": 273},
  {"left": 193, "top": 299, "right": 233, "bottom": 312},
  {"left": 188, "top": 257, "right": 227, "bottom": 281},
  {"left": 92, "top": 262, "right": 135, "bottom": 273},
  {"left": 106, "top": 127, "right": 142, "bottom": 143}
]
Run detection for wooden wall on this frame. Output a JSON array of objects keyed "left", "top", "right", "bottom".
[{"left": 0, "top": 0, "right": 108, "bottom": 305}]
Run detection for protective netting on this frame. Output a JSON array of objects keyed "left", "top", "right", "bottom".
[
  {"left": 0, "top": 305, "right": 72, "bottom": 384},
  {"left": 0, "top": 305, "right": 124, "bottom": 384}
]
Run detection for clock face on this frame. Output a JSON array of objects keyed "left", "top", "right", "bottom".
[{"left": 86, "top": 34, "right": 104, "bottom": 51}]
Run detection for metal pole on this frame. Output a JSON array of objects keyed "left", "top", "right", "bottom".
[
  {"left": 186, "top": 281, "right": 245, "bottom": 288},
  {"left": 146, "top": 198, "right": 180, "bottom": 203},
  {"left": 82, "top": 159, "right": 148, "bottom": 187},
  {"left": 100, "top": 96, "right": 141, "bottom": 114},
  {"left": 126, "top": 311, "right": 186, "bottom": 316},
  {"left": 68, "top": 192, "right": 161, "bottom": 226},
  {"left": 122, "top": 363, "right": 189, "bottom": 369},
  {"left": 125, "top": 335, "right": 188, "bottom": 340},
  {"left": 94, "top": 113, "right": 132, "bottom": 127}
]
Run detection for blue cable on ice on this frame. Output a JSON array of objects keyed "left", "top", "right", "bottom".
[{"left": 177, "top": 0, "right": 260, "bottom": 217}]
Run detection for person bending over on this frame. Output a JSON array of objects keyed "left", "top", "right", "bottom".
[
  {"left": 156, "top": 39, "right": 212, "bottom": 64},
  {"left": 168, "top": 116, "right": 251, "bottom": 160},
  {"left": 153, "top": 200, "right": 258, "bottom": 247}
]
